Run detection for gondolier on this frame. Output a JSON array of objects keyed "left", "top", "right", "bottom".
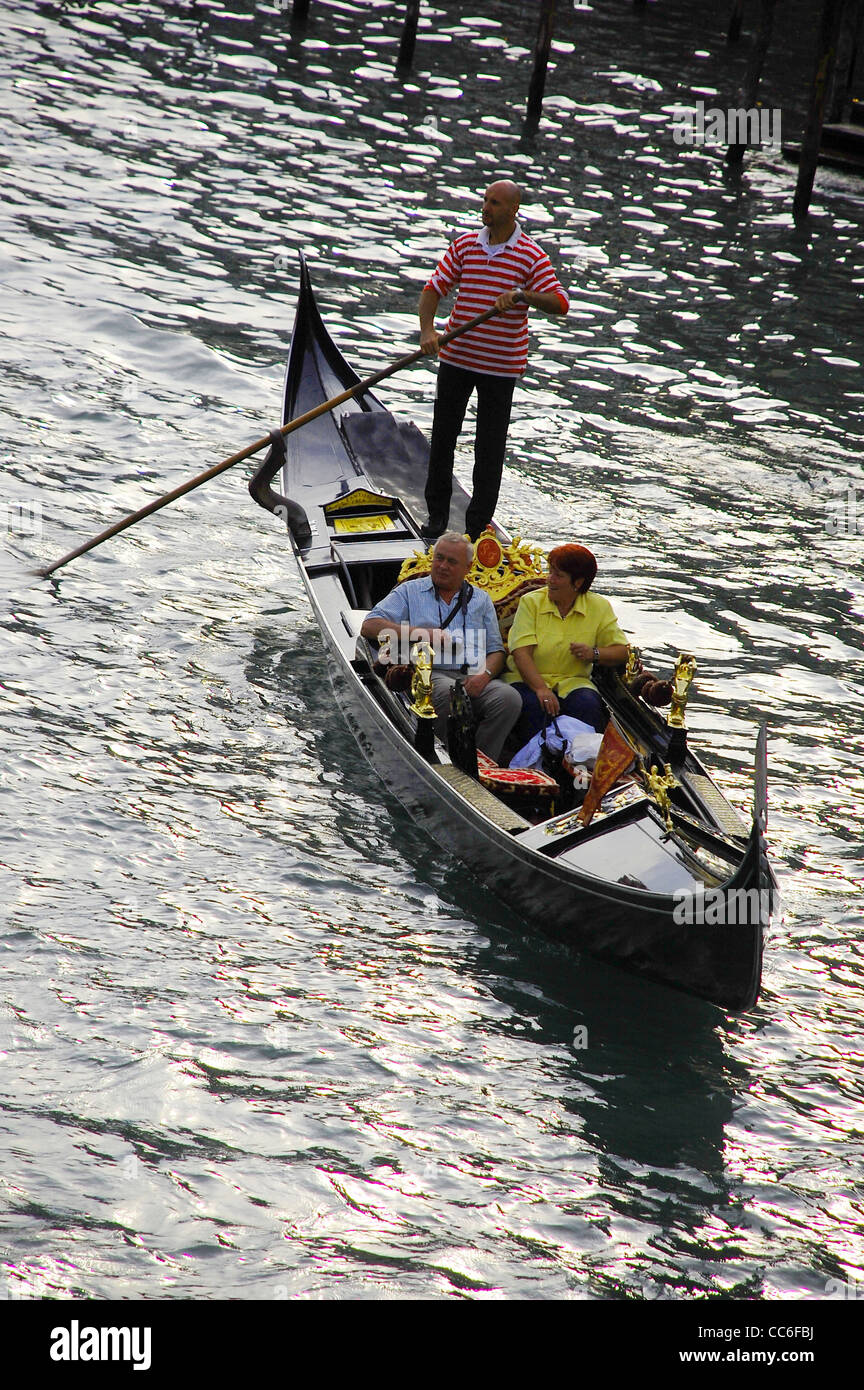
[{"left": 419, "top": 179, "right": 569, "bottom": 541}]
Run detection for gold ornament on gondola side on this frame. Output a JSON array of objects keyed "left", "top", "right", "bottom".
[
  {"left": 408, "top": 640, "right": 437, "bottom": 720},
  {"left": 398, "top": 529, "right": 547, "bottom": 602},
  {"left": 667, "top": 653, "right": 696, "bottom": 728},
  {"left": 624, "top": 646, "right": 643, "bottom": 684},
  {"left": 643, "top": 761, "right": 678, "bottom": 830}
]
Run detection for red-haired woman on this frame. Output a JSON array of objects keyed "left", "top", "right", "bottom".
[{"left": 504, "top": 544, "right": 629, "bottom": 736}]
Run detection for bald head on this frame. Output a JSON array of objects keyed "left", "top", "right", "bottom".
[
  {"left": 482, "top": 180, "right": 521, "bottom": 243},
  {"left": 487, "top": 179, "right": 521, "bottom": 207}
]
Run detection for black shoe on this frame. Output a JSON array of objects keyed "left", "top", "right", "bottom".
[{"left": 420, "top": 521, "right": 445, "bottom": 540}]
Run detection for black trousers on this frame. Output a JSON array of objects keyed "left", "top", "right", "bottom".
[
  {"left": 424, "top": 361, "right": 517, "bottom": 539},
  {"left": 511, "top": 682, "right": 608, "bottom": 741}
]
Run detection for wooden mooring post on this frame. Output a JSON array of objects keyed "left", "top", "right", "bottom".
[
  {"left": 793, "top": 0, "right": 846, "bottom": 219},
  {"left": 397, "top": 0, "right": 421, "bottom": 71},
  {"left": 292, "top": 0, "right": 310, "bottom": 24},
  {"left": 726, "top": 0, "right": 777, "bottom": 165},
  {"left": 727, "top": 0, "right": 746, "bottom": 42},
  {"left": 527, "top": 0, "right": 558, "bottom": 120},
  {"left": 827, "top": 0, "right": 864, "bottom": 121}
]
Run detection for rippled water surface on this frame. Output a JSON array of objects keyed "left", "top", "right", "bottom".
[{"left": 2, "top": 0, "right": 863, "bottom": 1303}]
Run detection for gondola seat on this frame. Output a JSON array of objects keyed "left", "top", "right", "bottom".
[
  {"left": 341, "top": 609, "right": 370, "bottom": 638},
  {"left": 491, "top": 577, "right": 546, "bottom": 644}
]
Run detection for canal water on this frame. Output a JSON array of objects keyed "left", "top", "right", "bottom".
[{"left": 1, "top": 0, "right": 863, "bottom": 1304}]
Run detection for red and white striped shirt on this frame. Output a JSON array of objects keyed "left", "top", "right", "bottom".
[{"left": 425, "top": 224, "right": 568, "bottom": 377}]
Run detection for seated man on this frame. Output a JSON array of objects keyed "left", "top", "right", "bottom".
[{"left": 360, "top": 531, "right": 521, "bottom": 763}]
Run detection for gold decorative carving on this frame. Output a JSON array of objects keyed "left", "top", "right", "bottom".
[
  {"left": 642, "top": 761, "right": 678, "bottom": 830},
  {"left": 398, "top": 527, "right": 548, "bottom": 605},
  {"left": 668, "top": 653, "right": 696, "bottom": 728},
  {"left": 323, "top": 488, "right": 396, "bottom": 515},
  {"left": 408, "top": 640, "right": 437, "bottom": 720}
]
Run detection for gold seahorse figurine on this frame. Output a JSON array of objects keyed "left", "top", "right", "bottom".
[
  {"left": 624, "top": 645, "right": 643, "bottom": 684},
  {"left": 668, "top": 653, "right": 696, "bottom": 728},
  {"left": 409, "top": 640, "right": 437, "bottom": 720}
]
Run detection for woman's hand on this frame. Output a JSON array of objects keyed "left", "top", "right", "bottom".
[
  {"left": 570, "top": 642, "right": 595, "bottom": 662},
  {"left": 535, "top": 685, "right": 559, "bottom": 717}
]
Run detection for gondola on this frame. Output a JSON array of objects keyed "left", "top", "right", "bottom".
[{"left": 249, "top": 256, "right": 775, "bottom": 1011}]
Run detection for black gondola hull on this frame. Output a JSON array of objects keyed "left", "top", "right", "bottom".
[{"left": 302, "top": 568, "right": 765, "bottom": 1012}]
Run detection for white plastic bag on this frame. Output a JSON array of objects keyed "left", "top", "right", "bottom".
[
  {"left": 566, "top": 729, "right": 604, "bottom": 768},
  {"left": 509, "top": 716, "right": 598, "bottom": 771}
]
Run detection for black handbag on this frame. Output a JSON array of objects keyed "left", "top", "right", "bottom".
[{"left": 539, "top": 718, "right": 575, "bottom": 810}]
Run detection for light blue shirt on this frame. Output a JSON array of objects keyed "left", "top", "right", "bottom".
[{"left": 366, "top": 576, "right": 504, "bottom": 675}]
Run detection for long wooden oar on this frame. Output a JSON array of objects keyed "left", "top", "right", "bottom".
[{"left": 37, "top": 305, "right": 503, "bottom": 578}]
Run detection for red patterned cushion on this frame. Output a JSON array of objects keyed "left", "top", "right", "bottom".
[{"left": 476, "top": 751, "right": 558, "bottom": 796}]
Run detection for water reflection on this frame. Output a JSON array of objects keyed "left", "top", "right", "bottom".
[{"left": 1, "top": 0, "right": 862, "bottom": 1302}]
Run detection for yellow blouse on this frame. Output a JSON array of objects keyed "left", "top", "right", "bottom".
[{"left": 504, "top": 587, "right": 628, "bottom": 696}]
